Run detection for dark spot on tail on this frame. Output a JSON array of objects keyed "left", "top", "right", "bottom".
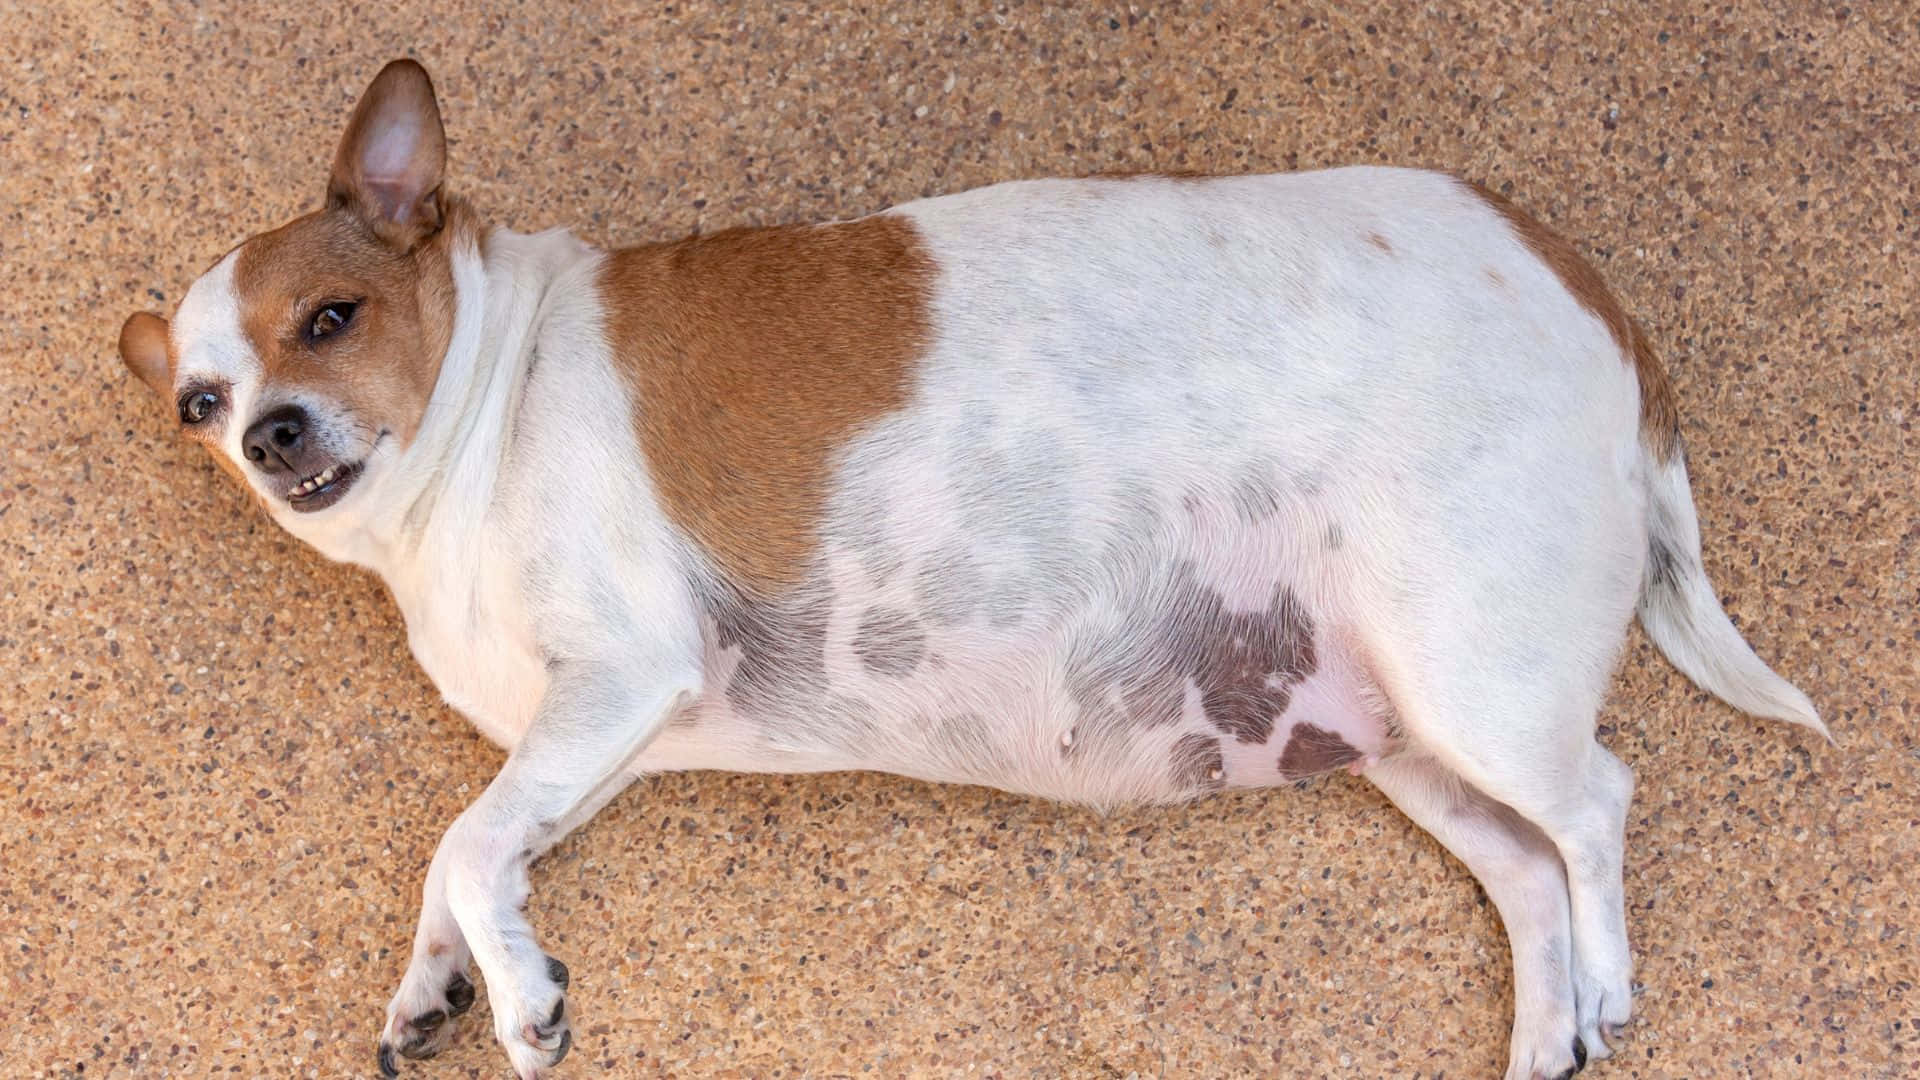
[
  {"left": 1277, "top": 722, "right": 1361, "bottom": 780},
  {"left": 1647, "top": 537, "right": 1681, "bottom": 592}
]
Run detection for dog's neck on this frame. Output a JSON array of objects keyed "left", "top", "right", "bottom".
[{"left": 273, "top": 217, "right": 599, "bottom": 587}]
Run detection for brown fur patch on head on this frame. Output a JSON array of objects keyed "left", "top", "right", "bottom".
[
  {"left": 601, "top": 215, "right": 934, "bottom": 593},
  {"left": 231, "top": 200, "right": 463, "bottom": 447},
  {"left": 1466, "top": 180, "right": 1682, "bottom": 459}
]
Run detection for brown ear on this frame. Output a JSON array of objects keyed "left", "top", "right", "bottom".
[
  {"left": 119, "top": 311, "right": 172, "bottom": 396},
  {"left": 327, "top": 58, "right": 447, "bottom": 252}
]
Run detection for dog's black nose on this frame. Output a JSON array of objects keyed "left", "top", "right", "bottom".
[{"left": 242, "top": 404, "right": 309, "bottom": 473}]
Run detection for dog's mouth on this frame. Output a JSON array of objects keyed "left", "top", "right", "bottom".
[{"left": 285, "top": 460, "right": 363, "bottom": 512}]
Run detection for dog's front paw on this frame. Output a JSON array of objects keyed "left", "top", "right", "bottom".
[
  {"left": 493, "top": 954, "right": 573, "bottom": 1080},
  {"left": 377, "top": 960, "right": 476, "bottom": 1076}
]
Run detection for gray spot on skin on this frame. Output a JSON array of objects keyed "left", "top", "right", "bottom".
[
  {"left": 705, "top": 578, "right": 829, "bottom": 718},
  {"left": 1065, "top": 562, "right": 1317, "bottom": 748},
  {"left": 945, "top": 415, "right": 1082, "bottom": 629},
  {"left": 1325, "top": 522, "right": 1345, "bottom": 551},
  {"left": 821, "top": 694, "right": 886, "bottom": 744},
  {"left": 851, "top": 606, "right": 927, "bottom": 676},
  {"left": 1231, "top": 473, "right": 1283, "bottom": 522},
  {"left": 861, "top": 542, "right": 907, "bottom": 588},
  {"left": 1162, "top": 566, "right": 1318, "bottom": 744},
  {"left": 925, "top": 711, "right": 1011, "bottom": 774},
  {"left": 1276, "top": 722, "right": 1361, "bottom": 780},
  {"left": 1121, "top": 671, "right": 1184, "bottom": 729},
  {"left": 914, "top": 550, "right": 987, "bottom": 626},
  {"left": 1170, "top": 732, "right": 1225, "bottom": 791}
]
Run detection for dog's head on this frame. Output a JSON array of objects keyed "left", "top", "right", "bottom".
[{"left": 120, "top": 60, "right": 461, "bottom": 520}]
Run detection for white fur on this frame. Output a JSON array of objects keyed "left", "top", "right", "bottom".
[
  {"left": 171, "top": 251, "right": 260, "bottom": 460},
  {"left": 172, "top": 166, "right": 1818, "bottom": 1080}
]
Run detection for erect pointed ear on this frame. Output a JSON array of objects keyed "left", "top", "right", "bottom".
[
  {"left": 119, "top": 311, "right": 172, "bottom": 396},
  {"left": 327, "top": 58, "right": 447, "bottom": 252}
]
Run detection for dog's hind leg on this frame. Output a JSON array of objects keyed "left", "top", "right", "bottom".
[
  {"left": 1364, "top": 637, "right": 1638, "bottom": 1075},
  {"left": 1365, "top": 752, "right": 1586, "bottom": 1080}
]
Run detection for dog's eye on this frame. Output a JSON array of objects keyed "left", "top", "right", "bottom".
[
  {"left": 178, "top": 390, "right": 222, "bottom": 425},
  {"left": 309, "top": 302, "right": 357, "bottom": 341}
]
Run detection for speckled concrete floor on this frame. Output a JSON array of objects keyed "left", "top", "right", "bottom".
[{"left": 3, "top": 2, "right": 1915, "bottom": 1077}]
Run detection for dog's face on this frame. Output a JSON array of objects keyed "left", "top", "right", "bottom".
[{"left": 119, "top": 60, "right": 458, "bottom": 519}]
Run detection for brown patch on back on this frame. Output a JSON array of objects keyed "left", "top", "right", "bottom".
[
  {"left": 231, "top": 200, "right": 463, "bottom": 448},
  {"left": 1466, "top": 180, "right": 1682, "bottom": 459},
  {"left": 600, "top": 215, "right": 934, "bottom": 592},
  {"left": 1277, "top": 722, "right": 1362, "bottom": 780},
  {"left": 1366, "top": 231, "right": 1394, "bottom": 253}
]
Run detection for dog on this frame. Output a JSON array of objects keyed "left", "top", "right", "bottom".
[{"left": 117, "top": 59, "right": 1824, "bottom": 1080}]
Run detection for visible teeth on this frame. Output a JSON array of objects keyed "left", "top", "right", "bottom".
[{"left": 292, "top": 466, "right": 342, "bottom": 498}]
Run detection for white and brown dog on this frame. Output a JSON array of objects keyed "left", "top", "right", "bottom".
[{"left": 118, "top": 60, "right": 1824, "bottom": 1080}]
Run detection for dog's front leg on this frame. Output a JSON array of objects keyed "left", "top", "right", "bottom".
[{"left": 379, "top": 663, "right": 694, "bottom": 1079}]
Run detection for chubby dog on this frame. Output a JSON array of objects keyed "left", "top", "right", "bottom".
[{"left": 118, "top": 59, "right": 1823, "bottom": 1080}]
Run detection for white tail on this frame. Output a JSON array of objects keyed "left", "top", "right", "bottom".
[{"left": 1637, "top": 451, "right": 1828, "bottom": 738}]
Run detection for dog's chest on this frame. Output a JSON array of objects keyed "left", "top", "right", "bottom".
[{"left": 394, "top": 537, "right": 549, "bottom": 746}]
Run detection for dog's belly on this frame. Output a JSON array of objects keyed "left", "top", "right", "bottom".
[{"left": 640, "top": 495, "right": 1398, "bottom": 807}]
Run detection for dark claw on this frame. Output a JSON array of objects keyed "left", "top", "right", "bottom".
[
  {"left": 547, "top": 997, "right": 565, "bottom": 1028},
  {"left": 445, "top": 972, "right": 475, "bottom": 1015},
  {"left": 377, "top": 1042, "right": 400, "bottom": 1079},
  {"left": 546, "top": 955, "right": 569, "bottom": 990},
  {"left": 551, "top": 1028, "right": 573, "bottom": 1066},
  {"left": 1571, "top": 1036, "right": 1588, "bottom": 1070}
]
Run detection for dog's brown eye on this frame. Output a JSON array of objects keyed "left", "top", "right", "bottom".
[
  {"left": 178, "top": 390, "right": 221, "bottom": 425},
  {"left": 309, "top": 301, "right": 357, "bottom": 341}
]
